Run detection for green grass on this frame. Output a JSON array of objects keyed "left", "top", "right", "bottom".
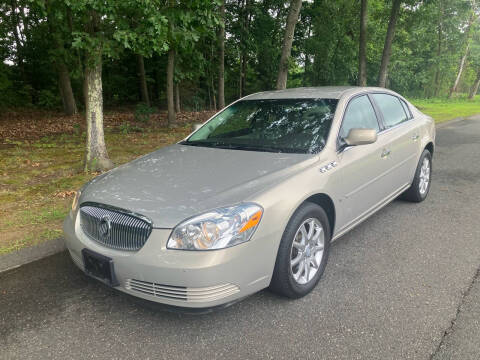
[
  {"left": 0, "top": 229, "right": 63, "bottom": 255},
  {"left": 410, "top": 95, "right": 480, "bottom": 123},
  {"left": 0, "top": 124, "right": 191, "bottom": 254}
]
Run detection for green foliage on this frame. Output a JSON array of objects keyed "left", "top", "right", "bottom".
[
  {"left": 1, "top": 0, "right": 480, "bottom": 113},
  {"left": 0, "top": 63, "right": 13, "bottom": 108},
  {"left": 134, "top": 103, "right": 158, "bottom": 123},
  {"left": 37, "top": 89, "right": 60, "bottom": 109},
  {"left": 119, "top": 120, "right": 143, "bottom": 134}
]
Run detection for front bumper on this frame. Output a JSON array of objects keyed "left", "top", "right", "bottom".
[{"left": 63, "top": 212, "right": 274, "bottom": 308}]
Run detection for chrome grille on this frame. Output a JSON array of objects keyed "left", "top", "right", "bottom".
[
  {"left": 125, "top": 279, "right": 240, "bottom": 302},
  {"left": 80, "top": 204, "right": 152, "bottom": 251}
]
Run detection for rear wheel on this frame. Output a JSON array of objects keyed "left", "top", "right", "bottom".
[
  {"left": 402, "top": 149, "right": 432, "bottom": 202},
  {"left": 270, "top": 202, "right": 331, "bottom": 298}
]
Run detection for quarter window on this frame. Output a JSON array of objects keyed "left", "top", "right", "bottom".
[
  {"left": 339, "top": 95, "right": 380, "bottom": 140},
  {"left": 400, "top": 98, "right": 412, "bottom": 119},
  {"left": 371, "top": 93, "right": 408, "bottom": 128}
]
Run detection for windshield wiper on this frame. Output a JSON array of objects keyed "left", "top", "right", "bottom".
[
  {"left": 181, "top": 141, "right": 302, "bottom": 153},
  {"left": 181, "top": 140, "right": 253, "bottom": 151}
]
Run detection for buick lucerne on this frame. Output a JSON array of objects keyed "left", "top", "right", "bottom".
[{"left": 63, "top": 86, "right": 435, "bottom": 308}]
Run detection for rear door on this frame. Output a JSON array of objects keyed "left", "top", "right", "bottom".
[{"left": 370, "top": 93, "right": 422, "bottom": 189}]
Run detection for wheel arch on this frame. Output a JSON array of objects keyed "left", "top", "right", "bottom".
[
  {"left": 425, "top": 141, "right": 434, "bottom": 155},
  {"left": 302, "top": 193, "right": 336, "bottom": 236}
]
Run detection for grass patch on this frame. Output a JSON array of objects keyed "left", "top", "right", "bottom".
[
  {"left": 410, "top": 95, "right": 480, "bottom": 123},
  {"left": 0, "top": 229, "right": 64, "bottom": 255},
  {"left": 0, "top": 124, "right": 191, "bottom": 254}
]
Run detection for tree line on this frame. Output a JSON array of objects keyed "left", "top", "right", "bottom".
[{"left": 1, "top": 0, "right": 479, "bottom": 171}]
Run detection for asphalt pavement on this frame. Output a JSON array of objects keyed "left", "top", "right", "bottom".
[{"left": 1, "top": 116, "right": 480, "bottom": 360}]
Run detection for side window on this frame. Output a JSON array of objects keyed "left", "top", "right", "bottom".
[
  {"left": 400, "top": 98, "right": 412, "bottom": 119},
  {"left": 339, "top": 95, "right": 380, "bottom": 140},
  {"left": 371, "top": 93, "right": 408, "bottom": 128}
]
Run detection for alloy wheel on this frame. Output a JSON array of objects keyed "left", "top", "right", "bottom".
[
  {"left": 290, "top": 218, "right": 325, "bottom": 285},
  {"left": 419, "top": 157, "right": 430, "bottom": 195}
]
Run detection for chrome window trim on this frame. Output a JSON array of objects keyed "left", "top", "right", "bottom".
[
  {"left": 399, "top": 98, "right": 413, "bottom": 120},
  {"left": 376, "top": 117, "right": 415, "bottom": 136}
]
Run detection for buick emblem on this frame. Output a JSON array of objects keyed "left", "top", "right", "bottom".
[{"left": 99, "top": 215, "right": 112, "bottom": 239}]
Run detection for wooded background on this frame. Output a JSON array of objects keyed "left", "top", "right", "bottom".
[{"left": 1, "top": 0, "right": 480, "bottom": 170}]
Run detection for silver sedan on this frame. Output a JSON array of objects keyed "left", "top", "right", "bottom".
[{"left": 64, "top": 86, "right": 435, "bottom": 308}]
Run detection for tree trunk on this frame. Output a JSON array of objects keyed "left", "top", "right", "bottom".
[
  {"left": 58, "top": 61, "right": 77, "bottom": 115},
  {"left": 45, "top": 0, "right": 78, "bottom": 115},
  {"left": 377, "top": 0, "right": 402, "bottom": 88},
  {"left": 238, "top": 0, "right": 250, "bottom": 98},
  {"left": 137, "top": 54, "right": 150, "bottom": 106},
  {"left": 239, "top": 54, "right": 244, "bottom": 98},
  {"left": 10, "top": 0, "right": 24, "bottom": 68},
  {"left": 468, "top": 70, "right": 480, "bottom": 99},
  {"left": 207, "top": 78, "right": 212, "bottom": 109},
  {"left": 303, "top": 55, "right": 310, "bottom": 86},
  {"left": 211, "top": 74, "right": 217, "bottom": 111},
  {"left": 167, "top": 48, "right": 175, "bottom": 126},
  {"left": 448, "top": 43, "right": 470, "bottom": 99},
  {"left": 358, "top": 0, "right": 368, "bottom": 87},
  {"left": 241, "top": 54, "right": 247, "bottom": 96},
  {"left": 84, "top": 53, "right": 113, "bottom": 172},
  {"left": 276, "top": 0, "right": 303, "bottom": 90},
  {"left": 175, "top": 82, "right": 181, "bottom": 113},
  {"left": 217, "top": 0, "right": 225, "bottom": 109},
  {"left": 154, "top": 66, "right": 161, "bottom": 102},
  {"left": 432, "top": 0, "right": 444, "bottom": 97},
  {"left": 448, "top": 9, "right": 479, "bottom": 99}
]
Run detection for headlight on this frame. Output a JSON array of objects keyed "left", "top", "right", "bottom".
[
  {"left": 167, "top": 203, "right": 263, "bottom": 250},
  {"left": 72, "top": 190, "right": 81, "bottom": 212}
]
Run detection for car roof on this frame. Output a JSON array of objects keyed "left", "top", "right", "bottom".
[{"left": 243, "top": 86, "right": 395, "bottom": 100}]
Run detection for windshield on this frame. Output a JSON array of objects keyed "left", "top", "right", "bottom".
[{"left": 183, "top": 98, "right": 338, "bottom": 154}]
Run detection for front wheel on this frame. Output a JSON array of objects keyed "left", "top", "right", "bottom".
[
  {"left": 270, "top": 202, "right": 331, "bottom": 299},
  {"left": 402, "top": 149, "right": 432, "bottom": 202}
]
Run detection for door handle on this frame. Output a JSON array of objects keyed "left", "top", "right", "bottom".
[
  {"left": 381, "top": 149, "right": 391, "bottom": 158},
  {"left": 411, "top": 134, "right": 419, "bottom": 141}
]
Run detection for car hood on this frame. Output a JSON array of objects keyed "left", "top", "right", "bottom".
[{"left": 80, "top": 144, "right": 316, "bottom": 228}]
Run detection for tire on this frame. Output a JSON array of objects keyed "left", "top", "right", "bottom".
[
  {"left": 401, "top": 149, "right": 432, "bottom": 202},
  {"left": 270, "top": 202, "right": 331, "bottom": 299}
]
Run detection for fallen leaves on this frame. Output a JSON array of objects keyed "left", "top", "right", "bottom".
[
  {"left": 53, "top": 190, "right": 76, "bottom": 199},
  {"left": 0, "top": 108, "right": 216, "bottom": 142}
]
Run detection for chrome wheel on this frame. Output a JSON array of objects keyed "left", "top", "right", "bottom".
[
  {"left": 290, "top": 218, "right": 324, "bottom": 285},
  {"left": 419, "top": 157, "right": 430, "bottom": 195}
]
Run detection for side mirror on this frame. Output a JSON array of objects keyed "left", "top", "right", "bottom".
[
  {"left": 344, "top": 128, "right": 377, "bottom": 146},
  {"left": 192, "top": 123, "right": 203, "bottom": 131}
]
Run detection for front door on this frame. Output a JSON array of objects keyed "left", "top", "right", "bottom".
[{"left": 332, "top": 94, "right": 394, "bottom": 232}]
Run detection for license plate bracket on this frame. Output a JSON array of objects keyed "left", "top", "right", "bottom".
[{"left": 82, "top": 248, "right": 119, "bottom": 287}]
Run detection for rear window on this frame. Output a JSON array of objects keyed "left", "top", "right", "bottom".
[{"left": 371, "top": 93, "right": 408, "bottom": 128}]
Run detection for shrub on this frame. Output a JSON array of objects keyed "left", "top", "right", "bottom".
[
  {"left": 37, "top": 89, "right": 60, "bottom": 109},
  {"left": 134, "top": 103, "right": 157, "bottom": 123}
]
